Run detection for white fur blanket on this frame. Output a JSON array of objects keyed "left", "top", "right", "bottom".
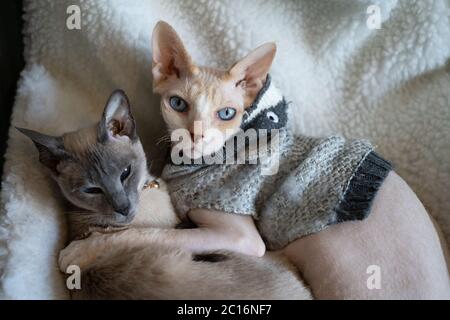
[{"left": 1, "top": 0, "right": 449, "bottom": 299}]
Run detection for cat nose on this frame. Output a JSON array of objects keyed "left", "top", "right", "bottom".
[
  {"left": 114, "top": 204, "right": 130, "bottom": 216},
  {"left": 189, "top": 131, "right": 203, "bottom": 142}
]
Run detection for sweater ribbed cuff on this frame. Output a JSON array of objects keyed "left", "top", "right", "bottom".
[{"left": 335, "top": 151, "right": 392, "bottom": 222}]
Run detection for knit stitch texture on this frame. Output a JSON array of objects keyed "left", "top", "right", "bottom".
[{"left": 163, "top": 80, "right": 391, "bottom": 249}]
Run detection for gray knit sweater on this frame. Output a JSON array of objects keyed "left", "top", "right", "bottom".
[{"left": 162, "top": 76, "right": 391, "bottom": 250}]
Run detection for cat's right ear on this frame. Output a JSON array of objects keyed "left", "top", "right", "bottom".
[
  {"left": 228, "top": 43, "right": 277, "bottom": 107},
  {"left": 16, "top": 127, "right": 67, "bottom": 174},
  {"left": 151, "top": 21, "right": 196, "bottom": 90}
]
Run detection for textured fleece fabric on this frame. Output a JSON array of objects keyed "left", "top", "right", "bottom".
[
  {"left": 162, "top": 78, "right": 392, "bottom": 250},
  {"left": 1, "top": 0, "right": 449, "bottom": 299}
]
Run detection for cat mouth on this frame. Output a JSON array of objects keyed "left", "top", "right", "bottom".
[
  {"left": 112, "top": 210, "right": 137, "bottom": 223},
  {"left": 191, "top": 144, "right": 204, "bottom": 159},
  {"left": 191, "top": 141, "right": 223, "bottom": 158}
]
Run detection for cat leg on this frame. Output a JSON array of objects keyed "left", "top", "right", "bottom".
[
  {"left": 283, "top": 171, "right": 450, "bottom": 299},
  {"left": 71, "top": 244, "right": 311, "bottom": 300},
  {"left": 59, "top": 213, "right": 265, "bottom": 272},
  {"left": 187, "top": 208, "right": 266, "bottom": 256}
]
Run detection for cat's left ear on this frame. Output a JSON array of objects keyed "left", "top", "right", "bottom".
[
  {"left": 228, "top": 43, "right": 277, "bottom": 106},
  {"left": 98, "top": 90, "right": 137, "bottom": 143},
  {"left": 16, "top": 127, "right": 68, "bottom": 174}
]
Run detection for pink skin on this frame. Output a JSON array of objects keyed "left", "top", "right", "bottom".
[
  {"left": 283, "top": 171, "right": 450, "bottom": 299},
  {"left": 149, "top": 21, "right": 450, "bottom": 298},
  {"left": 177, "top": 172, "right": 450, "bottom": 298},
  {"left": 59, "top": 172, "right": 450, "bottom": 298}
]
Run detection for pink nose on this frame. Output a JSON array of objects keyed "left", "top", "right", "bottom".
[{"left": 190, "top": 132, "right": 203, "bottom": 142}]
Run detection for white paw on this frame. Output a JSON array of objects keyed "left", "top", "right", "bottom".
[
  {"left": 59, "top": 241, "right": 85, "bottom": 273},
  {"left": 58, "top": 233, "right": 103, "bottom": 273}
]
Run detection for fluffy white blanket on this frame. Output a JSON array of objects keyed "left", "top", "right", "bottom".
[{"left": 1, "top": 0, "right": 449, "bottom": 299}]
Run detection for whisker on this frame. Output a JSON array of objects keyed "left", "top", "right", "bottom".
[{"left": 157, "top": 134, "right": 172, "bottom": 145}]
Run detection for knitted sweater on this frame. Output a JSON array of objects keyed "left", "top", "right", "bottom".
[{"left": 162, "top": 76, "right": 392, "bottom": 250}]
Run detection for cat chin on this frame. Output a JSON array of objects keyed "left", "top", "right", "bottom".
[
  {"left": 200, "top": 141, "right": 224, "bottom": 155},
  {"left": 191, "top": 144, "right": 223, "bottom": 160},
  {"left": 111, "top": 212, "right": 136, "bottom": 225},
  {"left": 173, "top": 141, "right": 223, "bottom": 160}
]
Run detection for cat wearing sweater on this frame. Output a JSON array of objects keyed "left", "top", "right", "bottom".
[
  {"left": 18, "top": 90, "right": 311, "bottom": 299},
  {"left": 60, "top": 21, "right": 450, "bottom": 299}
]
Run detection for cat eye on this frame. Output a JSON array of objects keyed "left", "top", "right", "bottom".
[
  {"left": 217, "top": 107, "right": 236, "bottom": 121},
  {"left": 120, "top": 165, "right": 131, "bottom": 182},
  {"left": 169, "top": 96, "right": 188, "bottom": 112},
  {"left": 83, "top": 187, "right": 103, "bottom": 194},
  {"left": 266, "top": 111, "right": 279, "bottom": 123}
]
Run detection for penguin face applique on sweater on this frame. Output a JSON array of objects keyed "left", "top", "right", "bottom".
[{"left": 241, "top": 75, "right": 289, "bottom": 132}]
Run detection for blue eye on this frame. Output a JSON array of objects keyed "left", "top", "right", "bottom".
[
  {"left": 169, "top": 96, "right": 188, "bottom": 112},
  {"left": 217, "top": 107, "right": 236, "bottom": 121}
]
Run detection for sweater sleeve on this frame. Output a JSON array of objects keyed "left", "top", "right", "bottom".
[{"left": 334, "top": 151, "right": 392, "bottom": 222}]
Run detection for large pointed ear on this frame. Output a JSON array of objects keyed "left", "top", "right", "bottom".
[
  {"left": 16, "top": 127, "right": 68, "bottom": 174},
  {"left": 98, "top": 90, "right": 137, "bottom": 143},
  {"left": 228, "top": 43, "right": 276, "bottom": 106},
  {"left": 152, "top": 21, "right": 197, "bottom": 89}
]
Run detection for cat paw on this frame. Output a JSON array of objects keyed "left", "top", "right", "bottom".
[
  {"left": 58, "top": 234, "right": 102, "bottom": 273},
  {"left": 59, "top": 241, "right": 81, "bottom": 273},
  {"left": 233, "top": 231, "right": 266, "bottom": 257}
]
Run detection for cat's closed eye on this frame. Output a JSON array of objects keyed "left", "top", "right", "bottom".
[
  {"left": 169, "top": 96, "right": 188, "bottom": 112},
  {"left": 217, "top": 107, "right": 236, "bottom": 121},
  {"left": 83, "top": 187, "right": 103, "bottom": 194}
]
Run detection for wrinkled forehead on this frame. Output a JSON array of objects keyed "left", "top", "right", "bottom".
[
  {"left": 177, "top": 69, "right": 243, "bottom": 107},
  {"left": 78, "top": 145, "right": 131, "bottom": 177},
  {"left": 62, "top": 126, "right": 98, "bottom": 155},
  {"left": 62, "top": 127, "right": 138, "bottom": 174},
  {"left": 184, "top": 71, "right": 221, "bottom": 98}
]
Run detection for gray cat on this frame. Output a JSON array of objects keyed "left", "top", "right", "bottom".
[{"left": 18, "top": 90, "right": 311, "bottom": 299}]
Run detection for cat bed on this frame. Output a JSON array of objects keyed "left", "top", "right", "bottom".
[{"left": 1, "top": 0, "right": 450, "bottom": 299}]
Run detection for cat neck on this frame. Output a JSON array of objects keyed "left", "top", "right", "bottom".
[
  {"left": 66, "top": 180, "right": 179, "bottom": 241},
  {"left": 65, "top": 203, "right": 129, "bottom": 241},
  {"left": 130, "top": 180, "right": 180, "bottom": 229}
]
